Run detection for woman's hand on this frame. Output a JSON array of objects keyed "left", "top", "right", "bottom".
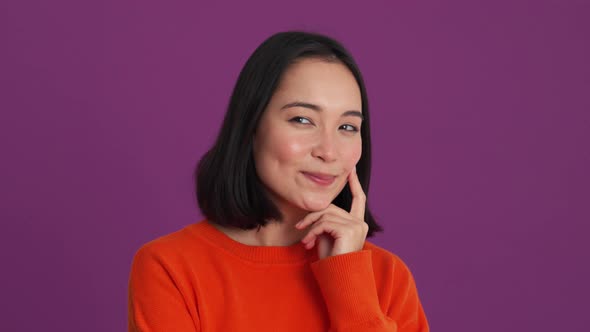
[{"left": 295, "top": 166, "right": 369, "bottom": 260}]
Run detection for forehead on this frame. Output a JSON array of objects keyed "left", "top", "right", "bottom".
[{"left": 271, "top": 58, "right": 362, "bottom": 111}]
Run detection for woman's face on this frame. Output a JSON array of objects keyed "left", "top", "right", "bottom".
[{"left": 253, "top": 57, "right": 363, "bottom": 217}]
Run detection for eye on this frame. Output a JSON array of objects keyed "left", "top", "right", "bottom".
[
  {"left": 289, "top": 116, "right": 312, "bottom": 125},
  {"left": 340, "top": 124, "right": 359, "bottom": 132}
]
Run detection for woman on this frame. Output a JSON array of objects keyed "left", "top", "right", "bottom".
[{"left": 128, "top": 31, "right": 429, "bottom": 331}]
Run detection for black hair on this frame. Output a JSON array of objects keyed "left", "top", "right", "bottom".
[{"left": 195, "top": 30, "right": 383, "bottom": 237}]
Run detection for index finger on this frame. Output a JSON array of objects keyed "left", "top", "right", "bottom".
[{"left": 348, "top": 166, "right": 366, "bottom": 220}]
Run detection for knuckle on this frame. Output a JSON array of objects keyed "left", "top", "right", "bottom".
[
  {"left": 361, "top": 222, "right": 369, "bottom": 232},
  {"left": 354, "top": 222, "right": 367, "bottom": 232},
  {"left": 313, "top": 219, "right": 326, "bottom": 228}
]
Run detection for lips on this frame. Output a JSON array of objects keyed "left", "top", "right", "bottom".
[{"left": 302, "top": 171, "right": 336, "bottom": 186}]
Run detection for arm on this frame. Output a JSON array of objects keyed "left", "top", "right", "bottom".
[
  {"left": 310, "top": 250, "right": 429, "bottom": 332},
  {"left": 128, "top": 245, "right": 200, "bottom": 332}
]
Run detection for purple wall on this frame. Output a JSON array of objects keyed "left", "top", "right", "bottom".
[{"left": 2, "top": 1, "right": 588, "bottom": 331}]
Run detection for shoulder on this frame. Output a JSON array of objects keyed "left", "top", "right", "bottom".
[{"left": 131, "top": 223, "right": 203, "bottom": 267}]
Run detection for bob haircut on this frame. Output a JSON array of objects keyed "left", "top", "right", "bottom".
[{"left": 195, "top": 30, "right": 383, "bottom": 237}]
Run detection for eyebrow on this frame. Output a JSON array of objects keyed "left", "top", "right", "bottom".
[{"left": 280, "top": 101, "right": 363, "bottom": 120}]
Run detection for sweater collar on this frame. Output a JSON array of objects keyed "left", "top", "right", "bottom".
[{"left": 191, "top": 219, "right": 318, "bottom": 264}]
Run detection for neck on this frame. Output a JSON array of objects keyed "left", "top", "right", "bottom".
[{"left": 214, "top": 202, "right": 312, "bottom": 247}]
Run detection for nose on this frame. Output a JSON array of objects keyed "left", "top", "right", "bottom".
[{"left": 311, "top": 130, "right": 337, "bottom": 163}]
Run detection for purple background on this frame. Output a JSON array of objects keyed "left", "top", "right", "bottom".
[{"left": 1, "top": 1, "right": 589, "bottom": 331}]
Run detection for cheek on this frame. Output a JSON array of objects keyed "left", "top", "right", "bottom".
[
  {"left": 257, "top": 130, "right": 311, "bottom": 168},
  {"left": 277, "top": 139, "right": 308, "bottom": 164},
  {"left": 332, "top": 142, "right": 362, "bottom": 194},
  {"left": 343, "top": 141, "right": 362, "bottom": 170}
]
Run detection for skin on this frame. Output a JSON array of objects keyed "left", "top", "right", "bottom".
[{"left": 214, "top": 57, "right": 369, "bottom": 259}]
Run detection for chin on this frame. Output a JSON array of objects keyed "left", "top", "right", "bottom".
[{"left": 299, "top": 196, "right": 334, "bottom": 212}]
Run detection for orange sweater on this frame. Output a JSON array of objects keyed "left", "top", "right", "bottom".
[{"left": 128, "top": 219, "right": 429, "bottom": 331}]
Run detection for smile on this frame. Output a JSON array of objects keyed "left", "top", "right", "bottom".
[{"left": 301, "top": 172, "right": 336, "bottom": 186}]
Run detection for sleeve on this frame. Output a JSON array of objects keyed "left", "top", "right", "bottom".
[
  {"left": 310, "top": 250, "right": 429, "bottom": 332},
  {"left": 128, "top": 245, "right": 200, "bottom": 332}
]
